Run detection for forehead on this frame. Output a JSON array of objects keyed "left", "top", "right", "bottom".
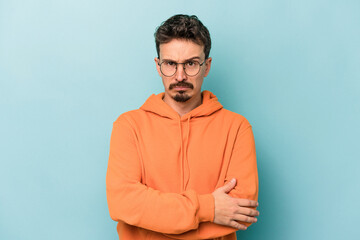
[{"left": 159, "top": 39, "right": 205, "bottom": 61}]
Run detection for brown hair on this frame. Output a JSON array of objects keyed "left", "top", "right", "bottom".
[{"left": 154, "top": 14, "right": 211, "bottom": 59}]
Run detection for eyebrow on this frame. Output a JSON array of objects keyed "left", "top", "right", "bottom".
[{"left": 161, "top": 56, "right": 201, "bottom": 62}]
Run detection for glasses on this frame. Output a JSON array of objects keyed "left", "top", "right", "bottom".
[{"left": 158, "top": 59, "right": 206, "bottom": 77}]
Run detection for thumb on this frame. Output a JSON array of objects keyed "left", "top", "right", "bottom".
[{"left": 221, "top": 178, "right": 236, "bottom": 193}]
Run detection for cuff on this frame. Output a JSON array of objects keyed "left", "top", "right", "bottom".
[{"left": 197, "top": 194, "right": 215, "bottom": 222}]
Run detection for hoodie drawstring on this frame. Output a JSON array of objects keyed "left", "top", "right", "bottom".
[
  {"left": 178, "top": 120, "right": 184, "bottom": 191},
  {"left": 184, "top": 115, "right": 191, "bottom": 189},
  {"left": 179, "top": 115, "right": 192, "bottom": 191}
]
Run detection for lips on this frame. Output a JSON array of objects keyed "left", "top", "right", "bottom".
[
  {"left": 173, "top": 86, "right": 190, "bottom": 90},
  {"left": 169, "top": 82, "right": 194, "bottom": 90}
]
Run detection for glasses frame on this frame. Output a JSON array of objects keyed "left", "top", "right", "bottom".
[{"left": 158, "top": 59, "right": 206, "bottom": 77}]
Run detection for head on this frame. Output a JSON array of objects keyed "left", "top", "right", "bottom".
[{"left": 154, "top": 14, "right": 212, "bottom": 103}]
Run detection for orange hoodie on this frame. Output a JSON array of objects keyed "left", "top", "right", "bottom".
[{"left": 106, "top": 90, "right": 258, "bottom": 240}]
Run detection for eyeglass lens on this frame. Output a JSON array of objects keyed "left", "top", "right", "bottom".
[{"left": 160, "top": 61, "right": 201, "bottom": 77}]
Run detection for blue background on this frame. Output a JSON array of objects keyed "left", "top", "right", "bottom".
[{"left": 1, "top": 0, "right": 359, "bottom": 239}]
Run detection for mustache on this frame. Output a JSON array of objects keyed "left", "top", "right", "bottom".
[{"left": 169, "top": 82, "right": 194, "bottom": 90}]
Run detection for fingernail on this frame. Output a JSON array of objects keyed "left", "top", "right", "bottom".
[{"left": 231, "top": 178, "right": 236, "bottom": 183}]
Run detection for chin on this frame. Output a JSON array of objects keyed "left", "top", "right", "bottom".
[{"left": 173, "top": 91, "right": 191, "bottom": 102}]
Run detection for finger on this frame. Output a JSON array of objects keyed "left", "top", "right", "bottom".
[
  {"left": 229, "top": 220, "right": 248, "bottom": 230},
  {"left": 220, "top": 178, "right": 236, "bottom": 193},
  {"left": 233, "top": 214, "right": 258, "bottom": 223},
  {"left": 236, "top": 207, "right": 260, "bottom": 217},
  {"left": 236, "top": 198, "right": 259, "bottom": 207}
]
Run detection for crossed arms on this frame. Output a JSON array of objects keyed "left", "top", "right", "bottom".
[{"left": 106, "top": 117, "right": 259, "bottom": 239}]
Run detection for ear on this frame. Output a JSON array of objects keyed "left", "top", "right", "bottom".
[
  {"left": 154, "top": 57, "right": 162, "bottom": 77},
  {"left": 204, "top": 57, "right": 212, "bottom": 77}
]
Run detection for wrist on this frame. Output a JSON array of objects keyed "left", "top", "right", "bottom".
[{"left": 198, "top": 194, "right": 215, "bottom": 222}]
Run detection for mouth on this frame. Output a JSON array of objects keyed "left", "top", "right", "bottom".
[
  {"left": 169, "top": 82, "right": 194, "bottom": 91},
  {"left": 173, "top": 86, "right": 191, "bottom": 91}
]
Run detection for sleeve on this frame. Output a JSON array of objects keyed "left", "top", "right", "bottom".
[
  {"left": 166, "top": 120, "right": 259, "bottom": 239},
  {"left": 225, "top": 123, "right": 259, "bottom": 221},
  {"left": 105, "top": 116, "right": 215, "bottom": 235}
]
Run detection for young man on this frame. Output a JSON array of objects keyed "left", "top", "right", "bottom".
[{"left": 106, "top": 14, "right": 259, "bottom": 240}]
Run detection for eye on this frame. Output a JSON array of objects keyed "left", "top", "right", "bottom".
[
  {"left": 164, "top": 61, "right": 176, "bottom": 66},
  {"left": 186, "top": 61, "right": 195, "bottom": 67}
]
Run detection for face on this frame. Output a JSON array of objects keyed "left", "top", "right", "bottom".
[{"left": 155, "top": 39, "right": 212, "bottom": 103}]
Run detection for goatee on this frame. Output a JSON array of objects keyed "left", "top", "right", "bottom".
[{"left": 173, "top": 91, "right": 191, "bottom": 102}]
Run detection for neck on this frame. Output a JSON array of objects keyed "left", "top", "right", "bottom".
[{"left": 163, "top": 92, "right": 202, "bottom": 117}]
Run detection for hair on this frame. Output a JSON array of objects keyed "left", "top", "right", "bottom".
[{"left": 154, "top": 14, "right": 211, "bottom": 59}]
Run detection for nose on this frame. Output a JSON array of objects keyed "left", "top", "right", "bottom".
[{"left": 175, "top": 63, "right": 187, "bottom": 82}]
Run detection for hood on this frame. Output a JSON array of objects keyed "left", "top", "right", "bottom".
[
  {"left": 140, "top": 90, "right": 223, "bottom": 120},
  {"left": 140, "top": 90, "right": 223, "bottom": 191}
]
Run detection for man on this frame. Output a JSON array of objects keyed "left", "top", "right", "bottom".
[{"left": 106, "top": 14, "right": 259, "bottom": 240}]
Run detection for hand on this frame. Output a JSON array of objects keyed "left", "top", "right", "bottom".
[{"left": 212, "top": 178, "right": 259, "bottom": 230}]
